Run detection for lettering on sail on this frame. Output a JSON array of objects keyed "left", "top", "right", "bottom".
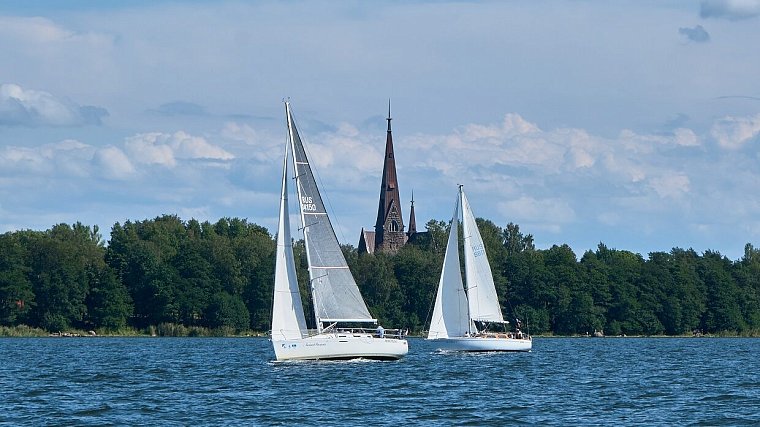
[
  {"left": 300, "top": 196, "right": 317, "bottom": 212},
  {"left": 472, "top": 243, "right": 485, "bottom": 257}
]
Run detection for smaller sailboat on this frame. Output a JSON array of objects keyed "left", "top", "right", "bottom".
[
  {"left": 427, "top": 185, "right": 532, "bottom": 352},
  {"left": 271, "top": 101, "right": 408, "bottom": 361}
]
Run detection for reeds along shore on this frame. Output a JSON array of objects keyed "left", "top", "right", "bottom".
[{"left": 3, "top": 324, "right": 759, "bottom": 338}]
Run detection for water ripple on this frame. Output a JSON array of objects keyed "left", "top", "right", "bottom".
[{"left": 1, "top": 337, "right": 759, "bottom": 425}]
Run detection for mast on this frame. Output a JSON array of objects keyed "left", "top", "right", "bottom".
[{"left": 459, "top": 184, "right": 473, "bottom": 335}]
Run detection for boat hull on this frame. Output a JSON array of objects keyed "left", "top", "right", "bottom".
[
  {"left": 272, "top": 333, "right": 409, "bottom": 361},
  {"left": 428, "top": 336, "right": 532, "bottom": 352}
]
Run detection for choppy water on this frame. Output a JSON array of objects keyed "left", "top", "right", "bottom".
[{"left": 1, "top": 337, "right": 759, "bottom": 425}]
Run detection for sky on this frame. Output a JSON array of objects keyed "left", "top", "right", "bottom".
[{"left": 1, "top": 0, "right": 760, "bottom": 260}]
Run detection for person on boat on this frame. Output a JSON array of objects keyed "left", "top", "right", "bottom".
[
  {"left": 376, "top": 325, "right": 385, "bottom": 338},
  {"left": 514, "top": 318, "right": 524, "bottom": 339}
]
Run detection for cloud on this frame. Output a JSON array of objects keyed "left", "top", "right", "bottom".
[
  {"left": 0, "top": 83, "right": 108, "bottom": 127},
  {"left": 710, "top": 113, "right": 760, "bottom": 148},
  {"left": 0, "top": 139, "right": 95, "bottom": 178},
  {"left": 700, "top": 0, "right": 760, "bottom": 20},
  {"left": 123, "top": 131, "right": 234, "bottom": 168},
  {"left": 93, "top": 146, "right": 136, "bottom": 180},
  {"left": 678, "top": 25, "right": 710, "bottom": 43},
  {"left": 649, "top": 174, "right": 691, "bottom": 199},
  {"left": 0, "top": 16, "right": 112, "bottom": 44},
  {"left": 673, "top": 128, "right": 700, "bottom": 147},
  {"left": 222, "top": 122, "right": 259, "bottom": 145}
]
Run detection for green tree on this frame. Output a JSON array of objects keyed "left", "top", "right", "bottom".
[
  {"left": 86, "top": 266, "right": 132, "bottom": 330},
  {"left": 734, "top": 244, "right": 760, "bottom": 330},
  {"left": 700, "top": 250, "right": 745, "bottom": 333},
  {"left": 393, "top": 244, "right": 443, "bottom": 331},
  {"left": 352, "top": 251, "right": 404, "bottom": 328},
  {"left": 0, "top": 233, "right": 34, "bottom": 325},
  {"left": 206, "top": 291, "right": 250, "bottom": 331},
  {"left": 25, "top": 223, "right": 105, "bottom": 331}
]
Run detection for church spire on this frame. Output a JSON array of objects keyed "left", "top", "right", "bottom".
[
  {"left": 408, "top": 190, "right": 417, "bottom": 237},
  {"left": 387, "top": 99, "right": 392, "bottom": 132},
  {"left": 373, "top": 99, "right": 405, "bottom": 253}
]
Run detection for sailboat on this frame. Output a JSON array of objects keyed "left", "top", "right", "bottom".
[
  {"left": 427, "top": 185, "right": 532, "bottom": 352},
  {"left": 270, "top": 102, "right": 409, "bottom": 361}
]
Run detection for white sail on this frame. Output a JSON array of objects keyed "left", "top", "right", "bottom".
[
  {"left": 271, "top": 102, "right": 408, "bottom": 361},
  {"left": 461, "top": 188, "right": 505, "bottom": 323},
  {"left": 271, "top": 140, "right": 308, "bottom": 340},
  {"left": 285, "top": 103, "right": 374, "bottom": 325},
  {"left": 427, "top": 193, "right": 471, "bottom": 339}
]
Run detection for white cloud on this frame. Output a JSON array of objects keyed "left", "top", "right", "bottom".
[
  {"left": 0, "top": 16, "right": 69, "bottom": 43},
  {"left": 222, "top": 122, "right": 258, "bottom": 144},
  {"left": 302, "top": 123, "right": 383, "bottom": 187},
  {"left": 171, "top": 131, "right": 234, "bottom": 161},
  {"left": 93, "top": 146, "right": 135, "bottom": 180},
  {"left": 0, "top": 83, "right": 108, "bottom": 127},
  {"left": 710, "top": 113, "right": 760, "bottom": 149},
  {"left": 0, "top": 139, "right": 95, "bottom": 177},
  {"left": 673, "top": 128, "right": 700, "bottom": 147},
  {"left": 123, "top": 131, "right": 233, "bottom": 168},
  {"left": 124, "top": 133, "right": 177, "bottom": 167},
  {"left": 649, "top": 174, "right": 691, "bottom": 199}
]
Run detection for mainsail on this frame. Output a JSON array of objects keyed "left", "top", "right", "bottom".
[
  {"left": 285, "top": 103, "right": 374, "bottom": 324},
  {"left": 461, "top": 188, "right": 505, "bottom": 323},
  {"left": 427, "top": 194, "right": 471, "bottom": 339},
  {"left": 271, "top": 140, "right": 308, "bottom": 340}
]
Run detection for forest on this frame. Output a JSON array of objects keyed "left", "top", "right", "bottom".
[{"left": 1, "top": 214, "right": 759, "bottom": 336}]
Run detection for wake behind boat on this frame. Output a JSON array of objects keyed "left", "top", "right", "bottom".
[
  {"left": 271, "top": 102, "right": 408, "bottom": 361},
  {"left": 427, "top": 185, "right": 532, "bottom": 352}
]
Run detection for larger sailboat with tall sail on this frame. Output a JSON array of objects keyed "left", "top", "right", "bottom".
[
  {"left": 271, "top": 102, "right": 408, "bottom": 361},
  {"left": 427, "top": 185, "right": 532, "bottom": 352}
]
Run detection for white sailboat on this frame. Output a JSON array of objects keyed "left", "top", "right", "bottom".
[
  {"left": 271, "top": 102, "right": 408, "bottom": 361},
  {"left": 427, "top": 185, "right": 532, "bottom": 352}
]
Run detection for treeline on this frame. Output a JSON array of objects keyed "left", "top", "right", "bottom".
[{"left": 1, "top": 215, "right": 759, "bottom": 336}]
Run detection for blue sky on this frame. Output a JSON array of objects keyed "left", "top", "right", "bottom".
[{"left": 1, "top": 0, "right": 760, "bottom": 260}]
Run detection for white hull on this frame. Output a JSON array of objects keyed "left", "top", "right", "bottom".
[
  {"left": 273, "top": 332, "right": 409, "bottom": 361},
  {"left": 429, "top": 336, "right": 532, "bottom": 352}
]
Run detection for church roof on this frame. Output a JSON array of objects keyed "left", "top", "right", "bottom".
[{"left": 358, "top": 228, "right": 376, "bottom": 255}]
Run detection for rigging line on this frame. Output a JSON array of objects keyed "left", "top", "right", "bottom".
[
  {"left": 298, "top": 221, "right": 319, "bottom": 232},
  {"left": 290, "top": 111, "right": 351, "bottom": 247}
]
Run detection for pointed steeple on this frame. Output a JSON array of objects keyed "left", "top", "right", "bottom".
[
  {"left": 387, "top": 99, "right": 392, "bottom": 132},
  {"left": 408, "top": 190, "right": 417, "bottom": 237},
  {"left": 373, "top": 100, "right": 405, "bottom": 253}
]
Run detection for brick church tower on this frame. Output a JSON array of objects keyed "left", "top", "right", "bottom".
[
  {"left": 358, "top": 102, "right": 408, "bottom": 254},
  {"left": 373, "top": 102, "right": 406, "bottom": 253}
]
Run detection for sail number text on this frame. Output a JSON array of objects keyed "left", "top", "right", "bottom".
[
  {"left": 472, "top": 243, "right": 485, "bottom": 257},
  {"left": 300, "top": 196, "right": 318, "bottom": 212}
]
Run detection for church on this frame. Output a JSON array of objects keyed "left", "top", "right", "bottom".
[{"left": 358, "top": 103, "right": 422, "bottom": 255}]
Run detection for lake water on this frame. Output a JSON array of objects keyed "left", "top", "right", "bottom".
[{"left": 1, "top": 337, "right": 758, "bottom": 426}]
